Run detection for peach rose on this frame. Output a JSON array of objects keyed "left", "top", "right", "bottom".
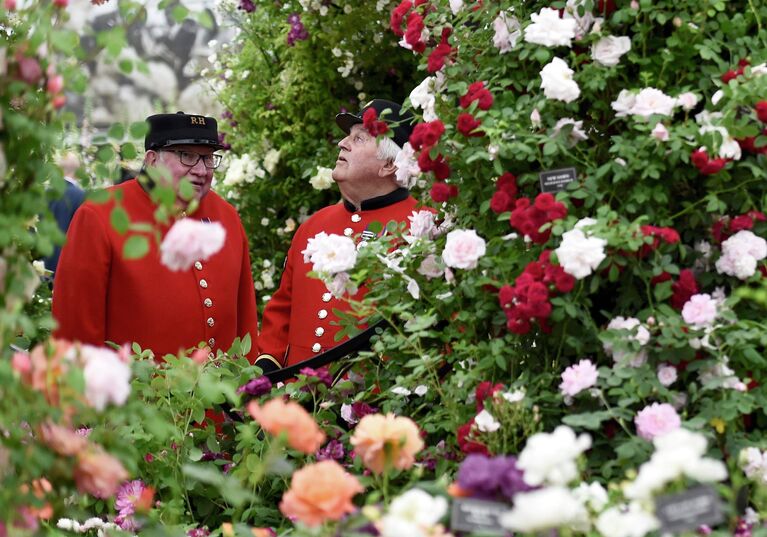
[
  {"left": 247, "top": 398, "right": 326, "bottom": 454},
  {"left": 279, "top": 460, "right": 363, "bottom": 527},
  {"left": 39, "top": 421, "right": 89, "bottom": 457},
  {"left": 73, "top": 449, "right": 129, "bottom": 498},
  {"left": 350, "top": 413, "right": 424, "bottom": 474}
]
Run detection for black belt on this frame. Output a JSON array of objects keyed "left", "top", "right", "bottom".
[{"left": 259, "top": 319, "right": 387, "bottom": 383}]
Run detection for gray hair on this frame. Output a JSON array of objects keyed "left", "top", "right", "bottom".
[{"left": 376, "top": 136, "right": 401, "bottom": 163}]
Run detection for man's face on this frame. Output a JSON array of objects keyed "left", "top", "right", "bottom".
[
  {"left": 145, "top": 144, "right": 217, "bottom": 206},
  {"left": 332, "top": 124, "right": 386, "bottom": 185}
]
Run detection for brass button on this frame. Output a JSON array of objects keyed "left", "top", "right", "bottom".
[
  {"left": 208, "top": 351, "right": 215, "bottom": 359},
  {"left": 318, "top": 309, "right": 328, "bottom": 319},
  {"left": 194, "top": 261, "right": 203, "bottom": 270},
  {"left": 199, "top": 279, "right": 208, "bottom": 288},
  {"left": 311, "top": 343, "right": 321, "bottom": 353},
  {"left": 204, "top": 298, "right": 213, "bottom": 307},
  {"left": 315, "top": 327, "right": 325, "bottom": 337},
  {"left": 344, "top": 227, "right": 353, "bottom": 236},
  {"left": 208, "top": 338, "right": 215, "bottom": 346},
  {"left": 207, "top": 317, "right": 215, "bottom": 327},
  {"left": 351, "top": 214, "right": 361, "bottom": 223},
  {"left": 322, "top": 292, "right": 332, "bottom": 302}
]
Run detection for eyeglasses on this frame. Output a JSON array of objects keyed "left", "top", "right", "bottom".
[{"left": 163, "top": 150, "right": 222, "bottom": 169}]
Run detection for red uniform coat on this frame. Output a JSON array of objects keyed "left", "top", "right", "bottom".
[
  {"left": 258, "top": 188, "right": 418, "bottom": 367},
  {"left": 52, "top": 179, "right": 259, "bottom": 360}
]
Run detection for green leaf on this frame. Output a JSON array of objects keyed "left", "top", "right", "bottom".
[
  {"left": 108, "top": 123, "right": 125, "bottom": 140},
  {"left": 123, "top": 235, "right": 149, "bottom": 260},
  {"left": 129, "top": 121, "right": 149, "bottom": 139},
  {"left": 171, "top": 4, "right": 189, "bottom": 22},
  {"left": 50, "top": 30, "right": 79, "bottom": 54},
  {"left": 197, "top": 10, "right": 214, "bottom": 29},
  {"left": 182, "top": 464, "right": 253, "bottom": 507},
  {"left": 118, "top": 59, "right": 134, "bottom": 74},
  {"left": 97, "top": 145, "right": 115, "bottom": 163},
  {"left": 121, "top": 142, "right": 137, "bottom": 160},
  {"left": 562, "top": 410, "right": 613, "bottom": 430},
  {"left": 109, "top": 207, "right": 130, "bottom": 235},
  {"left": 88, "top": 189, "right": 111, "bottom": 204}
]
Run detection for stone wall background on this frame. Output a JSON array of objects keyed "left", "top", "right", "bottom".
[{"left": 65, "top": 0, "right": 232, "bottom": 131}]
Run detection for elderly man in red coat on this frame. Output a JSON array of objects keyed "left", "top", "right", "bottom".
[
  {"left": 52, "top": 112, "right": 259, "bottom": 361},
  {"left": 255, "top": 99, "right": 417, "bottom": 372}
]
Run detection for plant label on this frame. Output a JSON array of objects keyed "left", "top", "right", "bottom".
[{"left": 539, "top": 167, "right": 577, "bottom": 193}]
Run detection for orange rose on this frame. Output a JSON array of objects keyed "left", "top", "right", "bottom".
[
  {"left": 247, "top": 398, "right": 326, "bottom": 454},
  {"left": 350, "top": 413, "right": 424, "bottom": 474},
  {"left": 279, "top": 460, "right": 363, "bottom": 527},
  {"left": 73, "top": 449, "right": 129, "bottom": 498}
]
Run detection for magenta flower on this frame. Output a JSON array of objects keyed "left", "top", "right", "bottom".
[{"left": 115, "top": 480, "right": 147, "bottom": 530}]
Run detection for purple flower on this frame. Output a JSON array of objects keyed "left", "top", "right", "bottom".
[
  {"left": 115, "top": 480, "right": 147, "bottom": 530},
  {"left": 496, "top": 456, "right": 533, "bottom": 501},
  {"left": 287, "top": 13, "right": 301, "bottom": 25},
  {"left": 457, "top": 454, "right": 502, "bottom": 499},
  {"left": 457, "top": 455, "right": 532, "bottom": 501},
  {"left": 187, "top": 529, "right": 210, "bottom": 537},
  {"left": 238, "top": 0, "right": 255, "bottom": 12},
  {"left": 316, "top": 439, "right": 346, "bottom": 461},
  {"left": 299, "top": 366, "right": 333, "bottom": 388},
  {"left": 221, "top": 110, "right": 233, "bottom": 119},
  {"left": 238, "top": 376, "right": 273, "bottom": 397},
  {"left": 265, "top": 102, "right": 275, "bottom": 110}
]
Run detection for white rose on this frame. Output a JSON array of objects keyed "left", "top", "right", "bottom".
[
  {"left": 540, "top": 57, "right": 581, "bottom": 103},
  {"left": 309, "top": 166, "right": 334, "bottom": 190},
  {"left": 676, "top": 92, "right": 699, "bottom": 111},
  {"left": 553, "top": 118, "right": 588, "bottom": 146},
  {"left": 475, "top": 409, "right": 501, "bottom": 433},
  {"left": 409, "top": 77, "right": 439, "bottom": 121},
  {"left": 301, "top": 232, "right": 358, "bottom": 274},
  {"left": 591, "top": 35, "right": 631, "bottom": 67},
  {"left": 555, "top": 228, "right": 606, "bottom": 279},
  {"left": 441, "top": 229, "right": 487, "bottom": 270},
  {"left": 524, "top": 7, "right": 577, "bottom": 48},
  {"left": 517, "top": 426, "right": 592, "bottom": 486},
  {"left": 630, "top": 87, "right": 677, "bottom": 118},
  {"left": 501, "top": 487, "right": 589, "bottom": 533},
  {"left": 407, "top": 210, "right": 437, "bottom": 240},
  {"left": 394, "top": 143, "right": 421, "bottom": 189},
  {"left": 611, "top": 89, "right": 637, "bottom": 117},
  {"left": 493, "top": 12, "right": 521, "bottom": 54},
  {"left": 448, "top": 0, "right": 463, "bottom": 14},
  {"left": 596, "top": 503, "right": 659, "bottom": 537}
]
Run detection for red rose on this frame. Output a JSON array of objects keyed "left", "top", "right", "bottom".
[
  {"left": 701, "top": 157, "right": 727, "bottom": 175},
  {"left": 496, "top": 172, "right": 517, "bottom": 196},
  {"left": 755, "top": 101, "right": 767, "bottom": 123},
  {"left": 409, "top": 120, "right": 445, "bottom": 151},
  {"left": 430, "top": 181, "right": 454, "bottom": 202},
  {"left": 405, "top": 12, "right": 426, "bottom": 53},
  {"left": 721, "top": 69, "right": 738, "bottom": 83},
  {"left": 475, "top": 381, "right": 504, "bottom": 411},
  {"left": 389, "top": 0, "right": 412, "bottom": 36},
  {"left": 671, "top": 269, "right": 698, "bottom": 310},
  {"left": 490, "top": 190, "right": 512, "bottom": 214},
  {"left": 457, "top": 113, "right": 483, "bottom": 137},
  {"left": 460, "top": 81, "right": 494, "bottom": 111},
  {"left": 690, "top": 149, "right": 709, "bottom": 169},
  {"left": 362, "top": 108, "right": 389, "bottom": 137},
  {"left": 427, "top": 43, "right": 452, "bottom": 73},
  {"left": 457, "top": 420, "right": 490, "bottom": 455}
]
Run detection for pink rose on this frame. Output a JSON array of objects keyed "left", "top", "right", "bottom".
[
  {"left": 651, "top": 123, "right": 669, "bottom": 141},
  {"left": 17, "top": 55, "right": 42, "bottom": 85},
  {"left": 46, "top": 75, "right": 64, "bottom": 95},
  {"left": 681, "top": 293, "right": 717, "bottom": 328},
  {"left": 12, "top": 351, "right": 31, "bottom": 375},
  {"left": 657, "top": 364, "right": 677, "bottom": 387},
  {"left": 441, "top": 229, "right": 487, "bottom": 270},
  {"left": 634, "top": 403, "right": 681, "bottom": 440},
  {"left": 160, "top": 218, "right": 226, "bottom": 272},
  {"left": 559, "top": 359, "right": 599, "bottom": 396}
]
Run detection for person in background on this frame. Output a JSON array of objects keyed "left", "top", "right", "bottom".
[
  {"left": 256, "top": 99, "right": 417, "bottom": 372},
  {"left": 45, "top": 152, "right": 86, "bottom": 274},
  {"left": 52, "top": 112, "right": 259, "bottom": 361}
]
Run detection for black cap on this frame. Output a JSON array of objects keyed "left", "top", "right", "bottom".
[
  {"left": 144, "top": 111, "right": 224, "bottom": 151},
  {"left": 335, "top": 99, "right": 415, "bottom": 148}
]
